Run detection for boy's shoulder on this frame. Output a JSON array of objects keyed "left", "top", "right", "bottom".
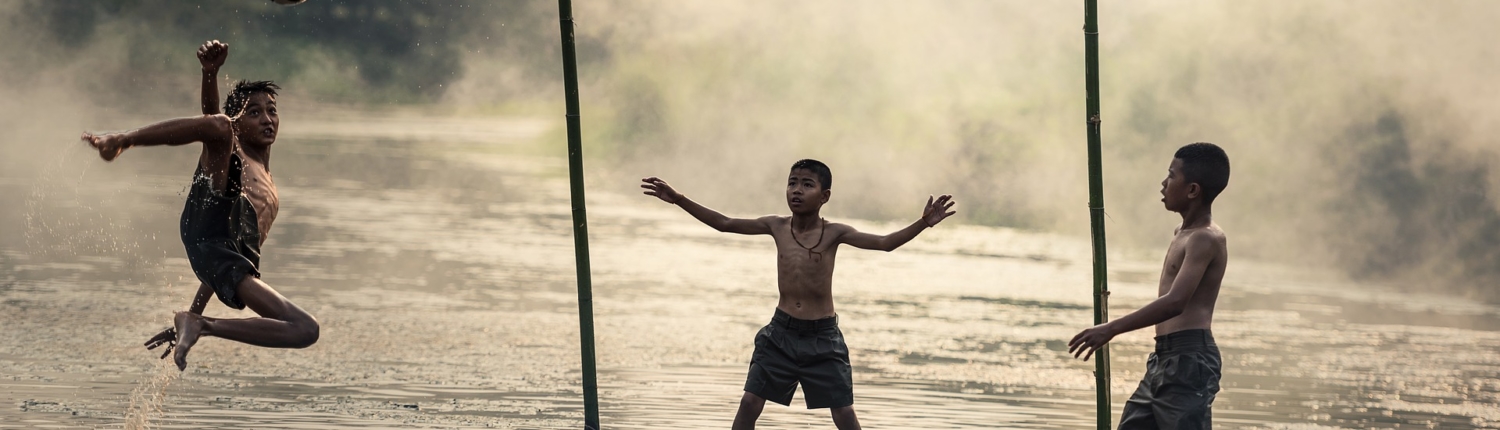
[
  {"left": 760, "top": 215, "right": 790, "bottom": 224},
  {"left": 1176, "top": 223, "right": 1228, "bottom": 255}
]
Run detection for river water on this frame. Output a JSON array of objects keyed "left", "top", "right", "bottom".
[{"left": 2, "top": 110, "right": 1497, "bottom": 429}]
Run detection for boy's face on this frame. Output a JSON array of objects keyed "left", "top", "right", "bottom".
[
  {"left": 786, "top": 168, "right": 830, "bottom": 215},
  {"left": 234, "top": 92, "right": 279, "bottom": 148},
  {"left": 1160, "top": 158, "right": 1198, "bottom": 212}
]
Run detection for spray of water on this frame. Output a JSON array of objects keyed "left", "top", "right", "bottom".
[{"left": 124, "top": 360, "right": 180, "bottom": 430}]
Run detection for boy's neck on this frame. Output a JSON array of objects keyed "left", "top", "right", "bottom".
[
  {"left": 790, "top": 211, "right": 822, "bottom": 231},
  {"left": 1178, "top": 203, "right": 1213, "bottom": 230},
  {"left": 239, "top": 144, "right": 271, "bottom": 168}
]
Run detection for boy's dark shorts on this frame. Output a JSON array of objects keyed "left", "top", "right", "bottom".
[
  {"left": 743, "top": 308, "right": 854, "bottom": 410},
  {"left": 1119, "top": 329, "right": 1222, "bottom": 430},
  {"left": 179, "top": 154, "right": 262, "bottom": 310}
]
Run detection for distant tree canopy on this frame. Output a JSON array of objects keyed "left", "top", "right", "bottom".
[{"left": 21, "top": 0, "right": 554, "bottom": 103}]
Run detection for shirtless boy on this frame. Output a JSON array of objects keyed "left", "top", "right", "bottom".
[
  {"left": 1068, "top": 142, "right": 1231, "bottom": 429},
  {"left": 80, "top": 40, "right": 319, "bottom": 371},
  {"left": 641, "top": 159, "right": 956, "bottom": 430}
]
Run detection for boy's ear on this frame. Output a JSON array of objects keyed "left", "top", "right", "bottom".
[
  {"left": 821, "top": 188, "right": 831, "bottom": 203},
  {"left": 1186, "top": 183, "right": 1202, "bottom": 200}
]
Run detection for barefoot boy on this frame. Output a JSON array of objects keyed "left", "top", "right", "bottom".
[
  {"left": 1068, "top": 142, "right": 1231, "bottom": 429},
  {"left": 641, "top": 159, "right": 956, "bottom": 430},
  {"left": 80, "top": 40, "right": 319, "bottom": 370}
]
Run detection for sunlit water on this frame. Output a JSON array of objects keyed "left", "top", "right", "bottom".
[{"left": 2, "top": 111, "right": 1498, "bottom": 429}]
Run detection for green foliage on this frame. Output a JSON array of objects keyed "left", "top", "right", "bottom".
[
  {"left": 18, "top": 0, "right": 554, "bottom": 103},
  {"left": 1330, "top": 112, "right": 1500, "bottom": 299}
]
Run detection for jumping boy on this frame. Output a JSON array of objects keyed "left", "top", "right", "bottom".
[
  {"left": 80, "top": 40, "right": 319, "bottom": 371},
  {"left": 641, "top": 160, "right": 956, "bottom": 430},
  {"left": 1068, "top": 142, "right": 1231, "bottom": 429}
]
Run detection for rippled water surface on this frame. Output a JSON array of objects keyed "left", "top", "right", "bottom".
[{"left": 2, "top": 112, "right": 1498, "bottom": 429}]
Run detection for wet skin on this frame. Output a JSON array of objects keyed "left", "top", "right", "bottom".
[{"left": 81, "top": 42, "right": 316, "bottom": 370}]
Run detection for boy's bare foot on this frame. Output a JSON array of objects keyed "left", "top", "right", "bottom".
[{"left": 172, "top": 312, "right": 205, "bottom": 371}]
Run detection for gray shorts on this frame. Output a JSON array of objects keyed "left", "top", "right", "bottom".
[
  {"left": 1119, "top": 329, "right": 1222, "bottom": 430},
  {"left": 743, "top": 309, "right": 854, "bottom": 409}
]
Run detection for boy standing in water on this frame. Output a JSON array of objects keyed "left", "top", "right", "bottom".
[
  {"left": 80, "top": 40, "right": 319, "bottom": 371},
  {"left": 1068, "top": 143, "right": 1231, "bottom": 429},
  {"left": 641, "top": 160, "right": 956, "bottom": 430}
]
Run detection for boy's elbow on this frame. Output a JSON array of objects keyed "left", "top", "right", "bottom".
[
  {"left": 206, "top": 114, "right": 233, "bottom": 136},
  {"left": 1163, "top": 298, "right": 1190, "bottom": 317}
]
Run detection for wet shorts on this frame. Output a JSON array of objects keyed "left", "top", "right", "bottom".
[
  {"left": 179, "top": 154, "right": 262, "bottom": 310},
  {"left": 743, "top": 308, "right": 854, "bottom": 409},
  {"left": 1118, "top": 329, "right": 1222, "bottom": 430}
]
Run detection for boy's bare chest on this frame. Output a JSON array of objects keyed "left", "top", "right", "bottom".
[
  {"left": 1157, "top": 237, "right": 1190, "bottom": 293},
  {"left": 772, "top": 231, "right": 837, "bottom": 277},
  {"left": 238, "top": 161, "right": 280, "bottom": 233}
]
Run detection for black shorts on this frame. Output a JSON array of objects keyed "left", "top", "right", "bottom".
[
  {"left": 179, "top": 154, "right": 261, "bottom": 310},
  {"left": 1119, "top": 329, "right": 1222, "bottom": 430},
  {"left": 743, "top": 309, "right": 854, "bottom": 409}
]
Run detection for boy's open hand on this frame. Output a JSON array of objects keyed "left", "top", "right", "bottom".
[
  {"left": 197, "top": 40, "right": 228, "bottom": 72},
  {"left": 641, "top": 177, "right": 683, "bottom": 204},
  {"left": 921, "top": 194, "right": 956, "bottom": 227},
  {"left": 1068, "top": 324, "right": 1115, "bottom": 361},
  {"left": 145, "top": 327, "right": 177, "bottom": 360},
  {"left": 81, "top": 132, "right": 126, "bottom": 161}
]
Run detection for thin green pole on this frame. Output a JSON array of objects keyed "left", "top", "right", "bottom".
[
  {"left": 1083, "top": 1, "right": 1112, "bottom": 429},
  {"left": 555, "top": 1, "right": 601, "bottom": 428}
]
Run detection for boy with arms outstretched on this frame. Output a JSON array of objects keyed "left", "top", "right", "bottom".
[
  {"left": 641, "top": 159, "right": 956, "bottom": 430},
  {"left": 1068, "top": 143, "right": 1231, "bottom": 429},
  {"left": 80, "top": 40, "right": 319, "bottom": 371}
]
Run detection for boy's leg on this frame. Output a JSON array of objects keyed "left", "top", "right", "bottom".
[
  {"left": 1117, "top": 353, "right": 1160, "bottom": 430},
  {"left": 173, "top": 276, "right": 320, "bottom": 369},
  {"left": 1147, "top": 349, "right": 1220, "bottom": 429},
  {"left": 1116, "top": 379, "right": 1156, "bottom": 429},
  {"left": 830, "top": 406, "right": 861, "bottom": 430},
  {"left": 732, "top": 391, "right": 767, "bottom": 430},
  {"left": 800, "top": 326, "right": 854, "bottom": 410}
]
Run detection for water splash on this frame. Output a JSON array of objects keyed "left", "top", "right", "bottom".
[{"left": 124, "top": 359, "right": 179, "bottom": 430}]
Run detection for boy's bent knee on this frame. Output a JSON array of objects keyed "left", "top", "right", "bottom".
[{"left": 291, "top": 317, "right": 320, "bottom": 348}]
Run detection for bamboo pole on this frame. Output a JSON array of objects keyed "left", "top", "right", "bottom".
[
  {"left": 1083, "top": 1, "right": 1113, "bottom": 429},
  {"left": 555, "top": 0, "right": 601, "bottom": 428}
]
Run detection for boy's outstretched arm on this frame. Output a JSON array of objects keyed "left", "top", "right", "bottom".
[
  {"left": 838, "top": 195, "right": 956, "bottom": 252},
  {"left": 198, "top": 40, "right": 228, "bottom": 115},
  {"left": 80, "top": 115, "right": 232, "bottom": 161},
  {"left": 1067, "top": 232, "right": 1216, "bottom": 360},
  {"left": 641, "top": 177, "right": 772, "bottom": 235}
]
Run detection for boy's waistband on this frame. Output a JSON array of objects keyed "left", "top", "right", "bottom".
[
  {"left": 771, "top": 308, "right": 839, "bottom": 331},
  {"left": 1153, "top": 329, "right": 1216, "bottom": 353}
]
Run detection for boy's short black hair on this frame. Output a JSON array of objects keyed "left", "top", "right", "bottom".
[
  {"left": 791, "top": 159, "right": 833, "bottom": 190},
  {"left": 223, "top": 80, "right": 281, "bottom": 117},
  {"left": 1174, "top": 142, "right": 1230, "bottom": 204}
]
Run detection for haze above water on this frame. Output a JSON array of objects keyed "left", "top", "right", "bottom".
[
  {"left": 2, "top": 1, "right": 1499, "bottom": 429},
  {"left": 1, "top": 111, "right": 1497, "bottom": 429}
]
